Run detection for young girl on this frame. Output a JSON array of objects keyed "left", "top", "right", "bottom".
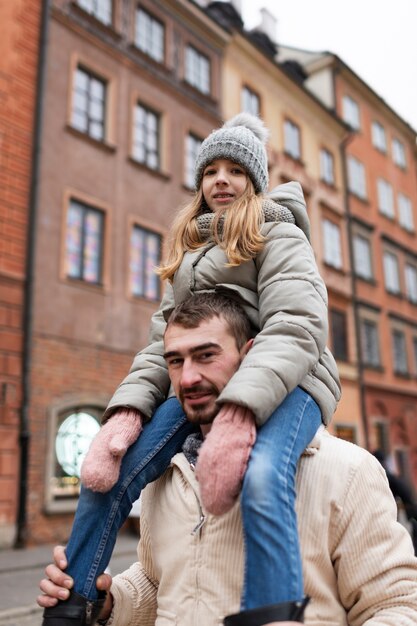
[{"left": 43, "top": 114, "right": 341, "bottom": 626}]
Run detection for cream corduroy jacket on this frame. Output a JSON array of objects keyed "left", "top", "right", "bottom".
[{"left": 108, "top": 431, "right": 417, "bottom": 626}]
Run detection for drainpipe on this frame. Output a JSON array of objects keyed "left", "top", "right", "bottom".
[
  {"left": 332, "top": 62, "right": 369, "bottom": 449},
  {"left": 339, "top": 137, "right": 369, "bottom": 449},
  {"left": 15, "top": 0, "right": 50, "bottom": 548}
]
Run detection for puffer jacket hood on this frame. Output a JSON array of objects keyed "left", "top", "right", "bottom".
[{"left": 104, "top": 182, "right": 341, "bottom": 426}]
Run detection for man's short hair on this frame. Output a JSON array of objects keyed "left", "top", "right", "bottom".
[{"left": 165, "top": 292, "right": 252, "bottom": 349}]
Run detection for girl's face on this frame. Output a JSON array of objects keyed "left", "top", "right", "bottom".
[{"left": 201, "top": 159, "right": 248, "bottom": 213}]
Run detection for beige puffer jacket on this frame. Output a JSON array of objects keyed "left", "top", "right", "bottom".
[
  {"left": 104, "top": 182, "right": 341, "bottom": 426},
  {"left": 108, "top": 431, "right": 417, "bottom": 626}
]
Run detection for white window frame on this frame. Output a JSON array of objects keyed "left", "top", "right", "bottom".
[
  {"left": 347, "top": 156, "right": 367, "bottom": 200},
  {"left": 392, "top": 137, "right": 407, "bottom": 169},
  {"left": 135, "top": 7, "right": 165, "bottom": 63},
  {"left": 371, "top": 121, "right": 387, "bottom": 152},
  {"left": 353, "top": 234, "right": 373, "bottom": 280},
  {"left": 129, "top": 224, "right": 162, "bottom": 301},
  {"left": 320, "top": 148, "right": 334, "bottom": 185},
  {"left": 184, "top": 133, "right": 202, "bottom": 189},
  {"left": 398, "top": 193, "right": 414, "bottom": 232},
  {"left": 377, "top": 178, "right": 394, "bottom": 218},
  {"left": 132, "top": 102, "right": 160, "bottom": 170},
  {"left": 185, "top": 45, "right": 210, "bottom": 95},
  {"left": 77, "top": 0, "right": 112, "bottom": 25},
  {"left": 284, "top": 119, "right": 301, "bottom": 160},
  {"left": 405, "top": 263, "right": 417, "bottom": 304},
  {"left": 322, "top": 219, "right": 342, "bottom": 269},
  {"left": 392, "top": 329, "right": 408, "bottom": 375},
  {"left": 342, "top": 95, "right": 360, "bottom": 130},
  {"left": 71, "top": 66, "right": 107, "bottom": 141},
  {"left": 383, "top": 251, "right": 401, "bottom": 295},
  {"left": 361, "top": 318, "right": 380, "bottom": 367},
  {"left": 241, "top": 86, "right": 260, "bottom": 116}
]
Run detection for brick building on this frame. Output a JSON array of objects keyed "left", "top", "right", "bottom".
[
  {"left": 23, "top": 0, "right": 227, "bottom": 544},
  {"left": 0, "top": 0, "right": 45, "bottom": 548},
  {"left": 208, "top": 2, "right": 362, "bottom": 443},
  {"left": 278, "top": 46, "right": 417, "bottom": 484}
]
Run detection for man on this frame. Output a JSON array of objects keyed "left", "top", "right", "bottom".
[{"left": 38, "top": 294, "right": 417, "bottom": 625}]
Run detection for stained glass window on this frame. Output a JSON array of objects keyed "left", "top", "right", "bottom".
[
  {"left": 65, "top": 199, "right": 104, "bottom": 284},
  {"left": 130, "top": 225, "right": 161, "bottom": 301}
]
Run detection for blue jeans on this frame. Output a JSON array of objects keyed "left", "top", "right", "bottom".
[
  {"left": 240, "top": 387, "right": 321, "bottom": 610},
  {"left": 65, "top": 397, "right": 195, "bottom": 599}
]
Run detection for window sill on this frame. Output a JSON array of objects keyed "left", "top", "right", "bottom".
[
  {"left": 320, "top": 179, "right": 337, "bottom": 191},
  {"left": 363, "top": 363, "right": 384, "bottom": 372},
  {"left": 393, "top": 370, "right": 411, "bottom": 379},
  {"left": 63, "top": 276, "right": 108, "bottom": 294},
  {"left": 128, "top": 156, "right": 171, "bottom": 181},
  {"left": 66, "top": 125, "right": 116, "bottom": 153},
  {"left": 128, "top": 43, "right": 170, "bottom": 74},
  {"left": 386, "top": 288, "right": 403, "bottom": 299},
  {"left": 348, "top": 191, "right": 369, "bottom": 205},
  {"left": 373, "top": 145, "right": 387, "bottom": 156},
  {"left": 323, "top": 261, "right": 347, "bottom": 275},
  {"left": 379, "top": 210, "right": 395, "bottom": 221},
  {"left": 181, "top": 80, "right": 217, "bottom": 106},
  {"left": 70, "top": 2, "right": 121, "bottom": 41},
  {"left": 45, "top": 498, "right": 78, "bottom": 515},
  {"left": 354, "top": 274, "right": 376, "bottom": 285},
  {"left": 283, "top": 151, "right": 305, "bottom": 167}
]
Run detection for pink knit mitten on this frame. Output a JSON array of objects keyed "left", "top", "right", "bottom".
[
  {"left": 195, "top": 403, "right": 256, "bottom": 515},
  {"left": 81, "top": 409, "right": 143, "bottom": 493}
]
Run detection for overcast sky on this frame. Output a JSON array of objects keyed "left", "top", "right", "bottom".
[{"left": 240, "top": 0, "right": 417, "bottom": 132}]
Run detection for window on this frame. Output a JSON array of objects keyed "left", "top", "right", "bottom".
[
  {"left": 392, "top": 329, "right": 408, "bottom": 375},
  {"left": 322, "top": 219, "right": 342, "bottom": 269},
  {"left": 77, "top": 0, "right": 112, "bottom": 25},
  {"left": 241, "top": 86, "right": 260, "bottom": 116},
  {"left": 185, "top": 45, "right": 210, "bottom": 95},
  {"left": 347, "top": 156, "right": 367, "bottom": 199},
  {"left": 361, "top": 319, "right": 380, "bottom": 367},
  {"left": 353, "top": 234, "right": 373, "bottom": 280},
  {"left": 65, "top": 199, "right": 104, "bottom": 284},
  {"left": 284, "top": 119, "right": 301, "bottom": 160},
  {"left": 383, "top": 251, "right": 400, "bottom": 294},
  {"left": 405, "top": 263, "right": 417, "bottom": 303},
  {"left": 392, "top": 137, "right": 406, "bottom": 169},
  {"left": 398, "top": 193, "right": 414, "bottom": 232},
  {"left": 184, "top": 133, "right": 202, "bottom": 189},
  {"left": 377, "top": 178, "right": 394, "bottom": 218},
  {"left": 135, "top": 8, "right": 164, "bottom": 63},
  {"left": 371, "top": 121, "right": 387, "bottom": 152},
  {"left": 320, "top": 148, "right": 334, "bottom": 185},
  {"left": 47, "top": 406, "right": 101, "bottom": 510},
  {"left": 413, "top": 337, "right": 417, "bottom": 372},
  {"left": 342, "top": 95, "right": 360, "bottom": 130},
  {"left": 330, "top": 309, "right": 348, "bottom": 362},
  {"left": 132, "top": 103, "right": 160, "bottom": 170},
  {"left": 71, "top": 66, "right": 106, "bottom": 141},
  {"left": 130, "top": 225, "right": 161, "bottom": 301}
]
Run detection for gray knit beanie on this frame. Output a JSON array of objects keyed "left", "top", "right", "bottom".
[{"left": 194, "top": 113, "right": 269, "bottom": 194}]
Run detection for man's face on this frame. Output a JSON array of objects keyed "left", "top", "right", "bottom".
[{"left": 164, "top": 316, "right": 250, "bottom": 428}]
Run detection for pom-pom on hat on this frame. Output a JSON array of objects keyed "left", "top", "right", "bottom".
[{"left": 194, "top": 113, "right": 269, "bottom": 194}]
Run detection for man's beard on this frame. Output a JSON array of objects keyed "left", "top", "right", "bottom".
[{"left": 179, "top": 383, "right": 220, "bottom": 424}]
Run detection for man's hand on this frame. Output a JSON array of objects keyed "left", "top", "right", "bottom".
[{"left": 37, "top": 546, "right": 114, "bottom": 621}]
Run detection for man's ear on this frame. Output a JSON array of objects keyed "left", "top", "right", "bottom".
[{"left": 241, "top": 338, "right": 254, "bottom": 357}]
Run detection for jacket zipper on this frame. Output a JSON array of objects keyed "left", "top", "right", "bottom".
[{"left": 191, "top": 513, "right": 206, "bottom": 535}]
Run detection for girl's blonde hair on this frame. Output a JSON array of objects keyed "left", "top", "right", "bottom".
[{"left": 158, "top": 178, "right": 266, "bottom": 281}]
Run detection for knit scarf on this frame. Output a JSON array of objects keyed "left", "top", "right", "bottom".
[{"left": 195, "top": 198, "right": 295, "bottom": 241}]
